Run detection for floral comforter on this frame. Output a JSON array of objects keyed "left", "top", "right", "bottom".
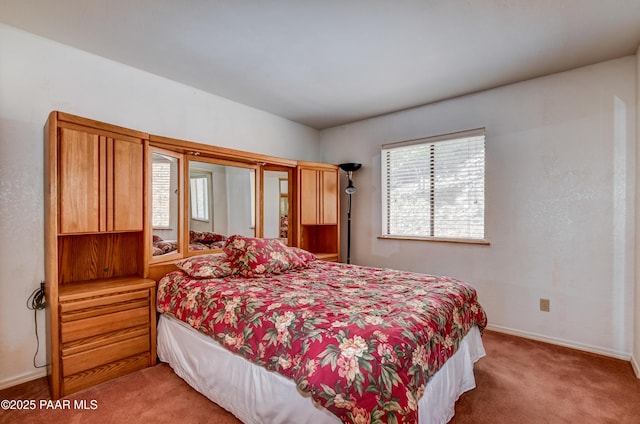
[{"left": 157, "top": 260, "right": 487, "bottom": 424}]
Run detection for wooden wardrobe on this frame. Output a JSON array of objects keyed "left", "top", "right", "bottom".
[
  {"left": 44, "top": 112, "right": 156, "bottom": 399},
  {"left": 44, "top": 111, "right": 340, "bottom": 398},
  {"left": 296, "top": 161, "right": 340, "bottom": 262}
]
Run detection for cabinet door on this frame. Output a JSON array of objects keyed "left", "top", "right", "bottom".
[
  {"left": 58, "top": 127, "right": 144, "bottom": 234},
  {"left": 300, "top": 168, "right": 319, "bottom": 225},
  {"left": 299, "top": 168, "right": 338, "bottom": 225},
  {"left": 112, "top": 138, "right": 143, "bottom": 231},
  {"left": 320, "top": 170, "right": 338, "bottom": 225},
  {"left": 58, "top": 128, "right": 102, "bottom": 234}
]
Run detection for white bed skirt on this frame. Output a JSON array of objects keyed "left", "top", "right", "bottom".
[{"left": 157, "top": 314, "right": 485, "bottom": 424}]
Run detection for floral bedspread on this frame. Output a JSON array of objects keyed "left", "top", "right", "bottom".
[{"left": 157, "top": 260, "right": 487, "bottom": 424}]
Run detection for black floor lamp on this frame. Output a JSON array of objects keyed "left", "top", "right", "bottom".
[{"left": 339, "top": 163, "right": 362, "bottom": 264}]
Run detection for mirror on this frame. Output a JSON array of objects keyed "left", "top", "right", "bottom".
[
  {"left": 150, "top": 149, "right": 182, "bottom": 259},
  {"left": 188, "top": 160, "right": 256, "bottom": 251},
  {"left": 263, "top": 169, "right": 291, "bottom": 244}
]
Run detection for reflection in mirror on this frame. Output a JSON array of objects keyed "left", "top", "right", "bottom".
[
  {"left": 263, "top": 170, "right": 290, "bottom": 244},
  {"left": 151, "top": 151, "right": 181, "bottom": 258},
  {"left": 188, "top": 160, "right": 256, "bottom": 251}
]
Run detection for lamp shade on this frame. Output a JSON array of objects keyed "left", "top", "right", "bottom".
[{"left": 338, "top": 163, "right": 362, "bottom": 173}]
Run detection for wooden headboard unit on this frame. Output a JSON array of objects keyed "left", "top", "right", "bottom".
[{"left": 149, "top": 261, "right": 180, "bottom": 282}]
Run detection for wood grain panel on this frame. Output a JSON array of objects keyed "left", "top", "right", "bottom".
[
  {"left": 58, "top": 277, "right": 154, "bottom": 302},
  {"left": 57, "top": 233, "right": 140, "bottom": 283},
  {"left": 321, "top": 170, "right": 338, "bottom": 225},
  {"left": 299, "top": 225, "right": 338, "bottom": 255},
  {"left": 299, "top": 168, "right": 318, "bottom": 225},
  {"left": 62, "top": 326, "right": 150, "bottom": 356},
  {"left": 60, "top": 299, "right": 148, "bottom": 319},
  {"left": 63, "top": 354, "right": 149, "bottom": 394},
  {"left": 150, "top": 134, "right": 297, "bottom": 167},
  {"left": 47, "top": 112, "right": 153, "bottom": 399},
  {"left": 112, "top": 138, "right": 144, "bottom": 231},
  {"left": 148, "top": 262, "right": 179, "bottom": 282},
  {"left": 148, "top": 287, "right": 157, "bottom": 365},
  {"left": 58, "top": 128, "right": 101, "bottom": 234},
  {"left": 106, "top": 137, "right": 114, "bottom": 231},
  {"left": 44, "top": 111, "right": 61, "bottom": 399},
  {"left": 295, "top": 163, "right": 340, "bottom": 261},
  {"left": 314, "top": 252, "right": 339, "bottom": 262},
  {"left": 61, "top": 307, "right": 149, "bottom": 343},
  {"left": 57, "top": 112, "right": 149, "bottom": 140},
  {"left": 99, "top": 135, "right": 107, "bottom": 232},
  {"left": 62, "top": 334, "right": 149, "bottom": 376}
]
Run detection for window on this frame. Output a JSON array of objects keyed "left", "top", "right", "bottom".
[
  {"left": 190, "top": 173, "right": 211, "bottom": 222},
  {"left": 381, "top": 128, "right": 485, "bottom": 241},
  {"left": 151, "top": 160, "right": 171, "bottom": 228}
]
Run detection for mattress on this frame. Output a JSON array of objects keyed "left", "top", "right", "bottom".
[{"left": 158, "top": 314, "right": 485, "bottom": 424}]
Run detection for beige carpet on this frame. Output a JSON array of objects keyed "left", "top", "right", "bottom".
[
  {"left": 1, "top": 330, "right": 639, "bottom": 423},
  {"left": 450, "top": 331, "right": 640, "bottom": 423}
]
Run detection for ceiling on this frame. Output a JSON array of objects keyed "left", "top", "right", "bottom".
[{"left": 2, "top": 1, "right": 640, "bottom": 130}]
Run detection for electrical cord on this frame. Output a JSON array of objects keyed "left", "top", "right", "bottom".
[{"left": 27, "top": 282, "right": 47, "bottom": 369}]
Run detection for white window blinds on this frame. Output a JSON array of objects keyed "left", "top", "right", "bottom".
[
  {"left": 151, "top": 161, "right": 171, "bottom": 228},
  {"left": 381, "top": 128, "right": 485, "bottom": 241}
]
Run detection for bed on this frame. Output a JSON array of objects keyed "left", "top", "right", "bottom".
[{"left": 156, "top": 235, "right": 487, "bottom": 424}]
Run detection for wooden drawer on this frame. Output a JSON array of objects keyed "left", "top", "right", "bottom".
[
  {"left": 62, "top": 325, "right": 150, "bottom": 357},
  {"left": 59, "top": 289, "right": 150, "bottom": 314},
  {"left": 314, "top": 252, "right": 339, "bottom": 262},
  {"left": 53, "top": 277, "right": 156, "bottom": 397},
  {"left": 60, "top": 298, "right": 149, "bottom": 322},
  {"left": 61, "top": 306, "right": 149, "bottom": 343},
  {"left": 63, "top": 353, "right": 150, "bottom": 394},
  {"left": 62, "top": 334, "right": 150, "bottom": 376}
]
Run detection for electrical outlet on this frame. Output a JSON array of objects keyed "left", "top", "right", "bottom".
[{"left": 539, "top": 298, "right": 550, "bottom": 312}]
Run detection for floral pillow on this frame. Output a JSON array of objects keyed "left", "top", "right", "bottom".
[
  {"left": 223, "top": 235, "right": 305, "bottom": 277},
  {"left": 288, "top": 247, "right": 317, "bottom": 266},
  {"left": 176, "top": 254, "right": 234, "bottom": 279},
  {"left": 154, "top": 239, "right": 178, "bottom": 254},
  {"left": 189, "top": 242, "right": 210, "bottom": 251},
  {"left": 189, "top": 230, "right": 227, "bottom": 244}
]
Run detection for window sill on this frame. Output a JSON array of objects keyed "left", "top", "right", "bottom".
[{"left": 377, "top": 235, "right": 490, "bottom": 245}]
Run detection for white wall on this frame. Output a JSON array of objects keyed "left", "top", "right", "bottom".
[
  {"left": 634, "top": 46, "right": 640, "bottom": 377},
  {"left": 0, "top": 23, "right": 320, "bottom": 388},
  {"left": 320, "top": 57, "right": 637, "bottom": 359}
]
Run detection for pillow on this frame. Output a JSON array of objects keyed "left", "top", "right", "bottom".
[
  {"left": 223, "top": 235, "right": 304, "bottom": 277},
  {"left": 208, "top": 240, "right": 226, "bottom": 249},
  {"left": 190, "top": 230, "right": 227, "bottom": 244},
  {"left": 176, "top": 254, "right": 234, "bottom": 279},
  {"left": 152, "top": 234, "right": 163, "bottom": 243},
  {"left": 154, "top": 239, "right": 178, "bottom": 254},
  {"left": 189, "top": 242, "right": 210, "bottom": 251},
  {"left": 288, "top": 247, "right": 317, "bottom": 266}
]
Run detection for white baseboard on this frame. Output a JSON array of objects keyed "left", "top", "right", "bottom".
[
  {"left": 485, "top": 324, "right": 631, "bottom": 361},
  {"left": 631, "top": 355, "right": 640, "bottom": 379},
  {"left": 0, "top": 369, "right": 47, "bottom": 391}
]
